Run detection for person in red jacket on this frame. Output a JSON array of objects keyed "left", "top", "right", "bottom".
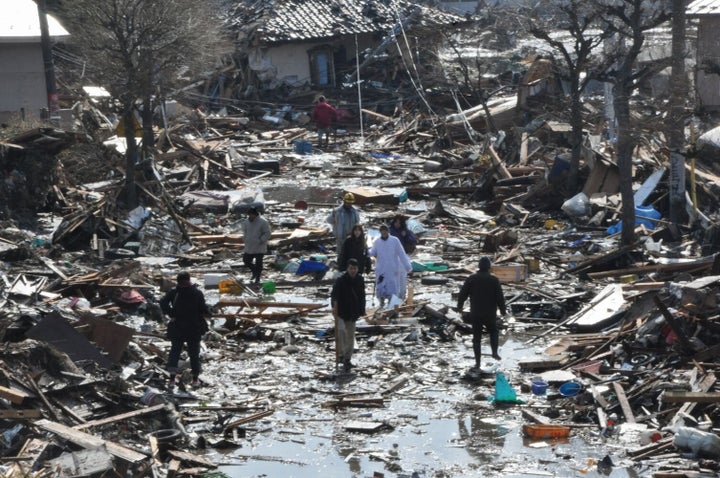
[{"left": 311, "top": 95, "right": 337, "bottom": 147}]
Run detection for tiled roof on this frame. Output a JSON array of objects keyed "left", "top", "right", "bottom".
[
  {"left": 229, "top": 0, "right": 467, "bottom": 44},
  {"left": 687, "top": 0, "right": 720, "bottom": 16}
]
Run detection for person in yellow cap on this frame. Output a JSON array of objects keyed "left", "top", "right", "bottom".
[{"left": 326, "top": 192, "right": 360, "bottom": 256}]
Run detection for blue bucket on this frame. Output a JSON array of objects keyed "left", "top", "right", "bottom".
[{"left": 531, "top": 380, "right": 548, "bottom": 396}]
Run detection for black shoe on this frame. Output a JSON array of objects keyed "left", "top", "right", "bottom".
[
  {"left": 343, "top": 360, "right": 354, "bottom": 372},
  {"left": 492, "top": 354, "right": 501, "bottom": 360}
]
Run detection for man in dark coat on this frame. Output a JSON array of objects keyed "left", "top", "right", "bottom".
[
  {"left": 456, "top": 257, "right": 507, "bottom": 367},
  {"left": 331, "top": 258, "right": 365, "bottom": 372},
  {"left": 160, "top": 271, "right": 211, "bottom": 388}
]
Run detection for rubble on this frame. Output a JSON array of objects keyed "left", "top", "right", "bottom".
[{"left": 3, "top": 5, "right": 720, "bottom": 478}]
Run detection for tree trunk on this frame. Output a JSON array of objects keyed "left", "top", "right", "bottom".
[
  {"left": 613, "top": 77, "right": 636, "bottom": 247},
  {"left": 668, "top": 0, "right": 687, "bottom": 225},
  {"left": 123, "top": 108, "right": 138, "bottom": 209}
]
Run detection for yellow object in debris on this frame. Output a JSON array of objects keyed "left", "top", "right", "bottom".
[
  {"left": 219, "top": 280, "right": 243, "bottom": 294},
  {"left": 526, "top": 257, "right": 540, "bottom": 273},
  {"left": 619, "top": 274, "right": 639, "bottom": 284}
]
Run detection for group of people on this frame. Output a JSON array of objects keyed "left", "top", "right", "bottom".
[
  {"left": 161, "top": 190, "right": 507, "bottom": 386},
  {"left": 328, "top": 192, "right": 505, "bottom": 373}
]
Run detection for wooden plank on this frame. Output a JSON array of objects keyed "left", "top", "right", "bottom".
[
  {"left": 380, "top": 373, "right": 410, "bottom": 396},
  {"left": 74, "top": 403, "right": 166, "bottom": 430},
  {"left": 321, "top": 397, "right": 385, "bottom": 408},
  {"left": 613, "top": 382, "right": 636, "bottom": 423},
  {"left": 0, "top": 409, "right": 41, "bottom": 419},
  {"left": 39, "top": 256, "right": 69, "bottom": 280},
  {"left": 10, "top": 438, "right": 48, "bottom": 476},
  {"left": 0, "top": 385, "right": 30, "bottom": 405},
  {"left": 518, "top": 356, "right": 569, "bottom": 371},
  {"left": 662, "top": 391, "right": 720, "bottom": 403},
  {"left": 488, "top": 145, "right": 513, "bottom": 179},
  {"left": 223, "top": 409, "right": 274, "bottom": 433},
  {"left": 591, "top": 385, "right": 610, "bottom": 409},
  {"left": 34, "top": 419, "right": 147, "bottom": 463}
]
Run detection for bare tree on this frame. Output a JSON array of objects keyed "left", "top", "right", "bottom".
[
  {"left": 600, "top": 0, "right": 671, "bottom": 246},
  {"left": 525, "top": 0, "right": 614, "bottom": 194},
  {"left": 60, "top": 0, "right": 226, "bottom": 208}
]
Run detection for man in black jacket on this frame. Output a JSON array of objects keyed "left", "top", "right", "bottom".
[
  {"left": 160, "top": 271, "right": 211, "bottom": 388},
  {"left": 331, "top": 258, "right": 365, "bottom": 372},
  {"left": 456, "top": 257, "right": 507, "bottom": 368}
]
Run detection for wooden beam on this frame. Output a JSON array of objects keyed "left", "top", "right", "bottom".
[
  {"left": 223, "top": 409, "right": 274, "bottom": 433},
  {"left": 35, "top": 419, "right": 148, "bottom": 463},
  {"left": 73, "top": 403, "right": 166, "bottom": 430},
  {"left": 0, "top": 409, "right": 41, "bottom": 419},
  {"left": 613, "top": 382, "right": 636, "bottom": 423},
  {"left": 662, "top": 391, "right": 720, "bottom": 403},
  {"left": 0, "top": 385, "right": 29, "bottom": 405}
]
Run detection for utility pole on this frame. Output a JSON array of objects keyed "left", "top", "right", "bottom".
[
  {"left": 37, "top": 0, "right": 59, "bottom": 123},
  {"left": 668, "top": 0, "right": 687, "bottom": 225}
]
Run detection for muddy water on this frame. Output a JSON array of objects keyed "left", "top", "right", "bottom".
[{"left": 198, "top": 287, "right": 640, "bottom": 477}]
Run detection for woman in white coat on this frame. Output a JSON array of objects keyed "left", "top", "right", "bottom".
[{"left": 369, "top": 224, "right": 412, "bottom": 306}]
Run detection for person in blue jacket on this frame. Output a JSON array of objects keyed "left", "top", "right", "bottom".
[{"left": 389, "top": 215, "right": 417, "bottom": 254}]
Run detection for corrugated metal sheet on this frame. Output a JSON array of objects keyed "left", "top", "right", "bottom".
[
  {"left": 230, "top": 0, "right": 467, "bottom": 44},
  {"left": 687, "top": 0, "right": 720, "bottom": 16}
]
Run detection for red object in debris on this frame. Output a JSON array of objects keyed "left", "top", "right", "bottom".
[{"left": 118, "top": 289, "right": 146, "bottom": 305}]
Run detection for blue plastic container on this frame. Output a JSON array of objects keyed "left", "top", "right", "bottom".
[
  {"left": 531, "top": 380, "right": 548, "bottom": 396},
  {"left": 559, "top": 381, "right": 583, "bottom": 397},
  {"left": 296, "top": 259, "right": 329, "bottom": 275},
  {"left": 606, "top": 205, "right": 662, "bottom": 235},
  {"left": 293, "top": 140, "right": 312, "bottom": 155}
]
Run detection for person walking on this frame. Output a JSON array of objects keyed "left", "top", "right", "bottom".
[
  {"left": 311, "top": 95, "right": 337, "bottom": 147},
  {"left": 326, "top": 192, "right": 360, "bottom": 256},
  {"left": 369, "top": 224, "right": 412, "bottom": 306},
  {"left": 456, "top": 257, "right": 507, "bottom": 368},
  {"left": 331, "top": 258, "right": 366, "bottom": 372},
  {"left": 338, "top": 224, "right": 371, "bottom": 275},
  {"left": 389, "top": 215, "right": 418, "bottom": 255},
  {"left": 242, "top": 207, "right": 271, "bottom": 284},
  {"left": 160, "top": 271, "right": 211, "bottom": 388}
]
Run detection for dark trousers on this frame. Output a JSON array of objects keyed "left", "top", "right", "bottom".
[
  {"left": 471, "top": 316, "right": 499, "bottom": 363},
  {"left": 167, "top": 335, "right": 201, "bottom": 378},
  {"left": 243, "top": 253, "right": 264, "bottom": 281}
]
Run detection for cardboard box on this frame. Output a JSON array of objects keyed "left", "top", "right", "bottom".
[{"left": 491, "top": 264, "right": 528, "bottom": 283}]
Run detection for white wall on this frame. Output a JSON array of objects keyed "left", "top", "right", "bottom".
[
  {"left": 269, "top": 43, "right": 313, "bottom": 85},
  {"left": 0, "top": 42, "right": 46, "bottom": 120}
]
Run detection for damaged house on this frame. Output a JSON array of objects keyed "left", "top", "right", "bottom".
[{"left": 223, "top": 0, "right": 468, "bottom": 98}]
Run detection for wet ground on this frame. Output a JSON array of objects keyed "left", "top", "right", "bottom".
[{"left": 168, "top": 285, "right": 644, "bottom": 478}]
